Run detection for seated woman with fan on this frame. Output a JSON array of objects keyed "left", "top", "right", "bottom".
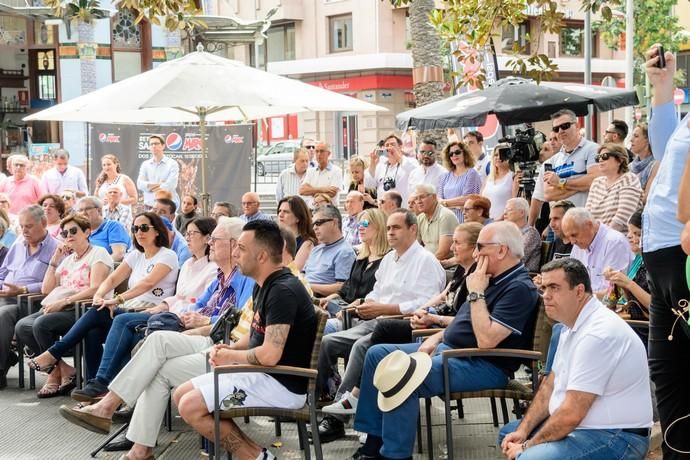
[{"left": 55, "top": 217, "right": 258, "bottom": 460}]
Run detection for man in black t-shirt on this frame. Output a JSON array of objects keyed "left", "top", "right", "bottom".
[
  {"left": 548, "top": 200, "right": 575, "bottom": 261},
  {"left": 351, "top": 221, "right": 539, "bottom": 460},
  {"left": 176, "top": 220, "right": 316, "bottom": 460}
]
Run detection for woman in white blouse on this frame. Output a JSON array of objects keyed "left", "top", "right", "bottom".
[
  {"left": 148, "top": 217, "right": 218, "bottom": 315},
  {"left": 482, "top": 144, "right": 517, "bottom": 220}
]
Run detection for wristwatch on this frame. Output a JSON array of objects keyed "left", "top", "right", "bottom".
[
  {"left": 467, "top": 292, "right": 486, "bottom": 303},
  {"left": 558, "top": 178, "right": 567, "bottom": 190}
]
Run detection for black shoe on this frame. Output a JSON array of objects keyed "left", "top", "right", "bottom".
[
  {"left": 351, "top": 447, "right": 381, "bottom": 460},
  {"left": 103, "top": 435, "right": 134, "bottom": 452},
  {"left": 0, "top": 373, "right": 6, "bottom": 390},
  {"left": 71, "top": 379, "right": 108, "bottom": 403},
  {"left": 112, "top": 406, "right": 134, "bottom": 424},
  {"left": 5, "top": 352, "right": 18, "bottom": 369},
  {"left": 309, "top": 416, "right": 345, "bottom": 443}
]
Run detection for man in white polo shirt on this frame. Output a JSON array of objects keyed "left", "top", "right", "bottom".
[{"left": 500, "top": 258, "right": 652, "bottom": 460}]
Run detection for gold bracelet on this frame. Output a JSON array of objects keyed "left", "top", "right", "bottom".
[{"left": 116, "top": 294, "right": 125, "bottom": 305}]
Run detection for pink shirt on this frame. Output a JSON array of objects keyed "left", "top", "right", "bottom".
[{"left": 0, "top": 176, "right": 46, "bottom": 214}]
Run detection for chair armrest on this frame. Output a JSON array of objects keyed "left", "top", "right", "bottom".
[
  {"left": 26, "top": 294, "right": 47, "bottom": 315},
  {"left": 441, "top": 348, "right": 542, "bottom": 361},
  {"left": 412, "top": 328, "right": 445, "bottom": 338},
  {"left": 213, "top": 364, "right": 318, "bottom": 380},
  {"left": 378, "top": 314, "right": 409, "bottom": 320},
  {"left": 625, "top": 320, "right": 649, "bottom": 330}
]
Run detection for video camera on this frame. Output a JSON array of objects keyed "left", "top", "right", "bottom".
[{"left": 497, "top": 127, "right": 546, "bottom": 198}]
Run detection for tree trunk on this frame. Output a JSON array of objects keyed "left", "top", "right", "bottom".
[{"left": 408, "top": 0, "right": 448, "bottom": 150}]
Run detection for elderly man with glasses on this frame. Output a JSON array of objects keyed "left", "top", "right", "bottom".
[
  {"left": 542, "top": 109, "right": 600, "bottom": 207},
  {"left": 239, "top": 192, "right": 270, "bottom": 223},
  {"left": 78, "top": 196, "right": 130, "bottom": 262},
  {"left": 102, "top": 185, "right": 133, "bottom": 230}
]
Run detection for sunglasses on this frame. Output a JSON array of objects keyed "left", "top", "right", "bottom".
[
  {"left": 449, "top": 149, "right": 464, "bottom": 156},
  {"left": 313, "top": 218, "right": 333, "bottom": 227},
  {"left": 595, "top": 152, "right": 612, "bottom": 162},
  {"left": 475, "top": 242, "right": 502, "bottom": 251},
  {"left": 552, "top": 122, "right": 574, "bottom": 133},
  {"left": 419, "top": 150, "right": 435, "bottom": 156},
  {"left": 131, "top": 224, "right": 153, "bottom": 234},
  {"left": 304, "top": 145, "right": 316, "bottom": 149},
  {"left": 60, "top": 227, "right": 79, "bottom": 238},
  {"left": 61, "top": 195, "right": 74, "bottom": 200},
  {"left": 358, "top": 219, "right": 370, "bottom": 229}
]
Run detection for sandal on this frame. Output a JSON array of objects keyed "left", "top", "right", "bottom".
[
  {"left": 37, "top": 381, "right": 61, "bottom": 399},
  {"left": 59, "top": 374, "right": 77, "bottom": 396},
  {"left": 27, "top": 357, "right": 57, "bottom": 375}
]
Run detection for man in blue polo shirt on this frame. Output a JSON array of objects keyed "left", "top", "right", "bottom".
[
  {"left": 302, "top": 205, "right": 356, "bottom": 297},
  {"left": 351, "top": 221, "right": 539, "bottom": 460},
  {"left": 152, "top": 198, "right": 191, "bottom": 266},
  {"left": 79, "top": 196, "right": 130, "bottom": 262}
]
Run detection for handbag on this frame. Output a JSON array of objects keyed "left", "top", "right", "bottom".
[
  {"left": 144, "top": 312, "right": 185, "bottom": 336},
  {"left": 209, "top": 305, "right": 241, "bottom": 344}
]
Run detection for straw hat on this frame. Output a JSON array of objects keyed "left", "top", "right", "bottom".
[{"left": 373, "top": 350, "right": 432, "bottom": 412}]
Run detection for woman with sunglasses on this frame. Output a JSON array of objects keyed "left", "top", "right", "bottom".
[
  {"left": 482, "top": 143, "right": 517, "bottom": 220},
  {"left": 38, "top": 194, "right": 66, "bottom": 239},
  {"left": 61, "top": 191, "right": 77, "bottom": 215},
  {"left": 147, "top": 217, "right": 218, "bottom": 315},
  {"left": 318, "top": 208, "right": 390, "bottom": 336},
  {"left": 15, "top": 214, "right": 113, "bottom": 398},
  {"left": 277, "top": 196, "right": 317, "bottom": 271},
  {"left": 28, "top": 212, "right": 179, "bottom": 400},
  {"left": 585, "top": 143, "right": 642, "bottom": 233},
  {"left": 437, "top": 141, "right": 482, "bottom": 222},
  {"left": 94, "top": 154, "right": 138, "bottom": 206}
]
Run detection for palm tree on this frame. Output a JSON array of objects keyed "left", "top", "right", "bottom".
[{"left": 408, "top": 0, "right": 447, "bottom": 149}]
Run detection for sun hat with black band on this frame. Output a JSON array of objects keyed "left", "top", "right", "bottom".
[{"left": 373, "top": 350, "right": 432, "bottom": 412}]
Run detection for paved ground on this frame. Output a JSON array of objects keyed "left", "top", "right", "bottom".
[{"left": 0, "top": 362, "right": 509, "bottom": 460}]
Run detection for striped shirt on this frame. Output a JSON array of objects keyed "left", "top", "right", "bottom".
[
  {"left": 438, "top": 168, "right": 482, "bottom": 222},
  {"left": 585, "top": 172, "right": 642, "bottom": 233},
  {"left": 276, "top": 165, "right": 306, "bottom": 203}
]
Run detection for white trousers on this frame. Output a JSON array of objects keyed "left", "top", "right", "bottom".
[{"left": 108, "top": 330, "right": 213, "bottom": 447}]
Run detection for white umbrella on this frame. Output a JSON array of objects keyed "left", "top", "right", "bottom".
[{"left": 25, "top": 44, "right": 387, "bottom": 212}]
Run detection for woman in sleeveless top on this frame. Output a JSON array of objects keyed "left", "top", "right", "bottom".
[
  {"left": 482, "top": 144, "right": 516, "bottom": 220},
  {"left": 95, "top": 154, "right": 138, "bottom": 206}
]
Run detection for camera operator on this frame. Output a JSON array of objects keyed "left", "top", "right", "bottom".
[
  {"left": 542, "top": 109, "right": 600, "bottom": 207},
  {"left": 365, "top": 134, "right": 417, "bottom": 204}
]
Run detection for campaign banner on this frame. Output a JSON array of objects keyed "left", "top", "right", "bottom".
[{"left": 90, "top": 123, "right": 252, "bottom": 209}]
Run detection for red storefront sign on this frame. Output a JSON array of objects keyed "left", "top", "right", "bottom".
[{"left": 309, "top": 75, "right": 413, "bottom": 92}]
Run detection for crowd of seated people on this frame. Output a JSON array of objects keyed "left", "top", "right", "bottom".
[{"left": 3, "top": 70, "right": 689, "bottom": 460}]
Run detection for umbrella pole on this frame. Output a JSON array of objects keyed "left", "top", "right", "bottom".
[{"left": 199, "top": 108, "right": 210, "bottom": 217}]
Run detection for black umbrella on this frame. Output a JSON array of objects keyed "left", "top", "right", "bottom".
[{"left": 396, "top": 76, "right": 639, "bottom": 130}]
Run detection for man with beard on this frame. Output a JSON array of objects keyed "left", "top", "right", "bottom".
[{"left": 407, "top": 139, "right": 445, "bottom": 198}]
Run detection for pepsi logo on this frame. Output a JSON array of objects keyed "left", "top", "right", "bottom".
[
  {"left": 98, "top": 133, "right": 107, "bottom": 143},
  {"left": 165, "top": 133, "right": 183, "bottom": 151}
]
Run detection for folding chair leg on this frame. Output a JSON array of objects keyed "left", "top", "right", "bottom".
[
  {"left": 490, "top": 398, "right": 499, "bottom": 427},
  {"left": 500, "top": 398, "right": 510, "bottom": 425},
  {"left": 456, "top": 399, "right": 464, "bottom": 419},
  {"left": 274, "top": 418, "right": 281, "bottom": 437},
  {"left": 29, "top": 367, "right": 35, "bottom": 390},
  {"left": 425, "top": 398, "right": 434, "bottom": 460},
  {"left": 166, "top": 395, "right": 172, "bottom": 431},
  {"left": 309, "top": 402, "right": 324, "bottom": 460},
  {"left": 90, "top": 423, "right": 129, "bottom": 457},
  {"left": 16, "top": 340, "right": 24, "bottom": 388},
  {"left": 416, "top": 412, "right": 422, "bottom": 454}
]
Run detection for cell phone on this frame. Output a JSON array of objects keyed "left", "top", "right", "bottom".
[
  {"left": 377, "top": 140, "right": 387, "bottom": 158},
  {"left": 544, "top": 163, "right": 553, "bottom": 172},
  {"left": 655, "top": 45, "right": 666, "bottom": 69}
]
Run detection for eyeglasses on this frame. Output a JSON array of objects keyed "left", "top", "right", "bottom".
[
  {"left": 59, "top": 227, "right": 79, "bottom": 238},
  {"left": 449, "top": 149, "right": 463, "bottom": 156},
  {"left": 131, "top": 224, "right": 153, "bottom": 234},
  {"left": 313, "top": 218, "right": 333, "bottom": 227},
  {"left": 595, "top": 152, "right": 612, "bottom": 162},
  {"left": 475, "top": 242, "right": 502, "bottom": 251},
  {"left": 552, "top": 122, "right": 574, "bottom": 133},
  {"left": 61, "top": 195, "right": 74, "bottom": 200},
  {"left": 419, "top": 150, "right": 435, "bottom": 156},
  {"left": 358, "top": 219, "right": 370, "bottom": 229},
  {"left": 79, "top": 206, "right": 97, "bottom": 213},
  {"left": 209, "top": 236, "right": 233, "bottom": 244},
  {"left": 304, "top": 145, "right": 316, "bottom": 149},
  {"left": 185, "top": 230, "right": 201, "bottom": 238}
]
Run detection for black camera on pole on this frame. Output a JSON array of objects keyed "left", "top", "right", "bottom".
[{"left": 498, "top": 127, "right": 546, "bottom": 198}]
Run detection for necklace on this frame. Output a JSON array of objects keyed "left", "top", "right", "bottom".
[{"left": 74, "top": 245, "right": 92, "bottom": 261}]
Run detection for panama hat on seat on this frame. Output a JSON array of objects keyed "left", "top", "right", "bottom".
[{"left": 373, "top": 350, "right": 432, "bottom": 412}]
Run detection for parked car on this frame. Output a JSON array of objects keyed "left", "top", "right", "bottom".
[{"left": 256, "top": 140, "right": 302, "bottom": 176}]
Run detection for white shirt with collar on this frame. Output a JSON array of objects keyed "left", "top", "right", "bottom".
[
  {"left": 366, "top": 240, "right": 446, "bottom": 314},
  {"left": 41, "top": 166, "right": 88, "bottom": 195},
  {"left": 276, "top": 164, "right": 306, "bottom": 203},
  {"left": 365, "top": 156, "right": 418, "bottom": 203},
  {"left": 407, "top": 162, "right": 446, "bottom": 197},
  {"left": 302, "top": 163, "right": 343, "bottom": 207},
  {"left": 549, "top": 297, "right": 653, "bottom": 429}
]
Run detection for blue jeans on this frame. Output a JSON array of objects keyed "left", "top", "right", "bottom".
[
  {"left": 48, "top": 307, "right": 114, "bottom": 380},
  {"left": 353, "top": 342, "right": 508, "bottom": 459},
  {"left": 94, "top": 312, "right": 150, "bottom": 385},
  {"left": 497, "top": 419, "right": 649, "bottom": 459}
]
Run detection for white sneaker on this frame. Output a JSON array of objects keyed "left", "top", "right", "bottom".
[{"left": 321, "top": 390, "right": 358, "bottom": 415}]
